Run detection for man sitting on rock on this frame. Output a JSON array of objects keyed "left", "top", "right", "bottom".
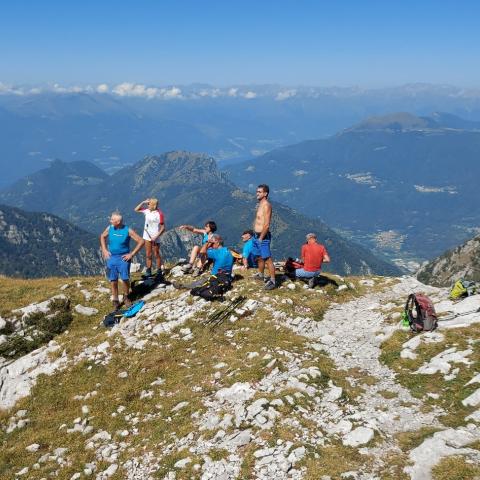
[
  {"left": 295, "top": 233, "right": 330, "bottom": 288},
  {"left": 200, "top": 234, "right": 234, "bottom": 277},
  {"left": 190, "top": 234, "right": 234, "bottom": 299},
  {"left": 241, "top": 229, "right": 257, "bottom": 269},
  {"left": 100, "top": 211, "right": 145, "bottom": 310}
]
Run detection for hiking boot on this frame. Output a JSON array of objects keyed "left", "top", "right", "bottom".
[
  {"left": 252, "top": 273, "right": 264, "bottom": 281},
  {"left": 145, "top": 268, "right": 152, "bottom": 277},
  {"left": 112, "top": 299, "right": 120, "bottom": 311},
  {"left": 192, "top": 267, "right": 201, "bottom": 277},
  {"left": 124, "top": 297, "right": 133, "bottom": 308},
  {"left": 264, "top": 279, "right": 276, "bottom": 290},
  {"left": 181, "top": 263, "right": 193, "bottom": 273},
  {"left": 308, "top": 277, "right": 317, "bottom": 289}
]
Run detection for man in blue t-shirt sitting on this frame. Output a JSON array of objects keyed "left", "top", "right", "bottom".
[
  {"left": 201, "top": 234, "right": 234, "bottom": 276},
  {"left": 241, "top": 230, "right": 258, "bottom": 269}
]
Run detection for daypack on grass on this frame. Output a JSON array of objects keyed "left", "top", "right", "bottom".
[
  {"left": 404, "top": 293, "right": 438, "bottom": 333},
  {"left": 190, "top": 272, "right": 232, "bottom": 301},
  {"left": 284, "top": 257, "right": 304, "bottom": 277},
  {"left": 449, "top": 279, "right": 478, "bottom": 300}
]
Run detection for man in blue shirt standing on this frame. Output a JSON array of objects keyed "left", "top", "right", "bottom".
[
  {"left": 241, "top": 230, "right": 257, "bottom": 269},
  {"left": 100, "top": 211, "right": 145, "bottom": 310}
]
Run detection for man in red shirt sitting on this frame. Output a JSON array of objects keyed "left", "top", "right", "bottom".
[{"left": 295, "top": 233, "right": 331, "bottom": 288}]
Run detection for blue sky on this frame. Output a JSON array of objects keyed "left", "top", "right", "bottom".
[{"left": 1, "top": 0, "right": 479, "bottom": 87}]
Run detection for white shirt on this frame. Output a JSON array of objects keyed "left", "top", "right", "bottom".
[{"left": 142, "top": 209, "right": 165, "bottom": 242}]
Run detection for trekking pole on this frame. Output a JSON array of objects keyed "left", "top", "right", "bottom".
[
  {"left": 438, "top": 307, "right": 480, "bottom": 322},
  {"left": 204, "top": 296, "right": 246, "bottom": 328},
  {"left": 213, "top": 298, "right": 245, "bottom": 325},
  {"left": 204, "top": 297, "right": 245, "bottom": 326}
]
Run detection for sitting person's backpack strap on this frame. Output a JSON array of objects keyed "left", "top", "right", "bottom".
[{"left": 190, "top": 273, "right": 232, "bottom": 301}]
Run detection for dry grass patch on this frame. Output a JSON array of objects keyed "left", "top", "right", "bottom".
[
  {"left": 0, "top": 276, "right": 104, "bottom": 316},
  {"left": 432, "top": 455, "right": 480, "bottom": 480},
  {"left": 303, "top": 443, "right": 370, "bottom": 479}
]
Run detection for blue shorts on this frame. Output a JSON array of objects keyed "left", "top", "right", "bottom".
[
  {"left": 252, "top": 232, "right": 272, "bottom": 260},
  {"left": 106, "top": 254, "right": 131, "bottom": 281}
]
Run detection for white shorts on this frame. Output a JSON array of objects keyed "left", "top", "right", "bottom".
[{"left": 143, "top": 231, "right": 161, "bottom": 244}]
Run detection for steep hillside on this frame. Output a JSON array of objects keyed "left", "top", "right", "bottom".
[
  {"left": 225, "top": 113, "right": 480, "bottom": 265},
  {"left": 0, "top": 160, "right": 108, "bottom": 213},
  {"left": 417, "top": 234, "right": 480, "bottom": 287},
  {"left": 0, "top": 204, "right": 103, "bottom": 278},
  {"left": 0, "top": 153, "right": 401, "bottom": 276},
  {"left": 1, "top": 271, "right": 479, "bottom": 479}
]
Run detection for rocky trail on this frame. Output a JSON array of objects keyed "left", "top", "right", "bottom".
[{"left": 1, "top": 272, "right": 480, "bottom": 479}]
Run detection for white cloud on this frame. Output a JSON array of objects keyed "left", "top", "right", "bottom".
[
  {"left": 276, "top": 89, "right": 297, "bottom": 101},
  {"left": 161, "top": 86, "right": 182, "bottom": 99},
  {"left": 111, "top": 83, "right": 182, "bottom": 100},
  {"left": 227, "top": 88, "right": 238, "bottom": 97},
  {"left": 112, "top": 82, "right": 159, "bottom": 98},
  {"left": 243, "top": 91, "right": 257, "bottom": 99},
  {"left": 0, "top": 82, "right": 25, "bottom": 95},
  {"left": 199, "top": 88, "right": 221, "bottom": 98},
  {"left": 96, "top": 83, "right": 109, "bottom": 93}
]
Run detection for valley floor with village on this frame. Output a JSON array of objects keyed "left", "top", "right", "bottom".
[{"left": 1, "top": 268, "right": 480, "bottom": 480}]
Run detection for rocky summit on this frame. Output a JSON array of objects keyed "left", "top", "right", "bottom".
[
  {"left": 1, "top": 269, "right": 480, "bottom": 479},
  {"left": 417, "top": 233, "right": 480, "bottom": 287}
]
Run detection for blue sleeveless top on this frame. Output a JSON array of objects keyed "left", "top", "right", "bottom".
[{"left": 108, "top": 225, "right": 130, "bottom": 255}]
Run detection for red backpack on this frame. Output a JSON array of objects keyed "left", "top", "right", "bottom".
[{"left": 404, "top": 293, "right": 438, "bottom": 333}]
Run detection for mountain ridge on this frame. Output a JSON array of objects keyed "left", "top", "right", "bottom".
[
  {"left": 0, "top": 204, "right": 103, "bottom": 278},
  {"left": 0, "top": 152, "right": 401, "bottom": 276},
  {"left": 225, "top": 113, "right": 480, "bottom": 265},
  {"left": 417, "top": 233, "right": 480, "bottom": 287}
]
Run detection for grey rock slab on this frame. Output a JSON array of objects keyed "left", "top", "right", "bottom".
[
  {"left": 25, "top": 443, "right": 40, "bottom": 452},
  {"left": 174, "top": 457, "right": 191, "bottom": 468},
  {"left": 0, "top": 342, "right": 67, "bottom": 409},
  {"left": 75, "top": 305, "right": 99, "bottom": 316},
  {"left": 405, "top": 425, "right": 480, "bottom": 479},
  {"left": 172, "top": 401, "right": 189, "bottom": 412},
  {"left": 462, "top": 388, "right": 480, "bottom": 407},
  {"left": 342, "top": 427, "right": 375, "bottom": 447},
  {"left": 12, "top": 295, "right": 67, "bottom": 319},
  {"left": 466, "top": 373, "right": 480, "bottom": 386},
  {"left": 416, "top": 348, "right": 473, "bottom": 375},
  {"left": 220, "top": 429, "right": 251, "bottom": 449},
  {"left": 215, "top": 382, "right": 255, "bottom": 404}
]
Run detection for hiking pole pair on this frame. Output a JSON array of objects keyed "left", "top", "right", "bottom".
[{"left": 204, "top": 296, "right": 246, "bottom": 329}]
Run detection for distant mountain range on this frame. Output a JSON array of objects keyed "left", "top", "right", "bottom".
[
  {"left": 2, "top": 83, "right": 480, "bottom": 186},
  {"left": 0, "top": 152, "right": 401, "bottom": 277},
  {"left": 225, "top": 112, "right": 480, "bottom": 266},
  {"left": 417, "top": 234, "right": 480, "bottom": 287},
  {"left": 0, "top": 204, "right": 103, "bottom": 278}
]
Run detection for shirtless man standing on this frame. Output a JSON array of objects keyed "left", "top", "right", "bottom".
[{"left": 252, "top": 184, "right": 276, "bottom": 290}]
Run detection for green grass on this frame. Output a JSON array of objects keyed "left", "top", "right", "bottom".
[{"left": 380, "top": 324, "right": 480, "bottom": 428}]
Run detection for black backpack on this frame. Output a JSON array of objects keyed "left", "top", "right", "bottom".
[{"left": 190, "top": 272, "right": 232, "bottom": 301}]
